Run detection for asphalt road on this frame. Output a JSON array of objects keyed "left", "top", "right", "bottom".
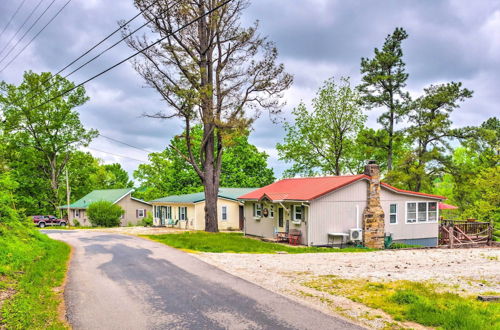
[{"left": 44, "top": 230, "right": 364, "bottom": 330}]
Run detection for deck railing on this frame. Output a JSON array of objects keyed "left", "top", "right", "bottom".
[{"left": 439, "top": 219, "right": 493, "bottom": 247}]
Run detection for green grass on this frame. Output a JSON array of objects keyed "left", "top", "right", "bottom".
[
  {"left": 0, "top": 222, "right": 70, "bottom": 329},
  {"left": 304, "top": 276, "right": 500, "bottom": 330},
  {"left": 145, "top": 232, "right": 373, "bottom": 253}
]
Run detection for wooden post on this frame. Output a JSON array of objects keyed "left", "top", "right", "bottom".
[
  {"left": 449, "top": 226, "right": 454, "bottom": 248},
  {"left": 487, "top": 222, "right": 493, "bottom": 246}
]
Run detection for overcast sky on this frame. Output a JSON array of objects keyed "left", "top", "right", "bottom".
[{"left": 0, "top": 0, "right": 498, "bottom": 179}]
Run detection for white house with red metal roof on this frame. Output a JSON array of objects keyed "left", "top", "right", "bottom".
[{"left": 239, "top": 162, "right": 445, "bottom": 248}]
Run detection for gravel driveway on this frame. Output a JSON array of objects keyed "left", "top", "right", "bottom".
[{"left": 44, "top": 230, "right": 363, "bottom": 330}]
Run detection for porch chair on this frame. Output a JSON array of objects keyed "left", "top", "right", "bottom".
[
  {"left": 166, "top": 219, "right": 179, "bottom": 228},
  {"left": 288, "top": 229, "right": 302, "bottom": 246}
]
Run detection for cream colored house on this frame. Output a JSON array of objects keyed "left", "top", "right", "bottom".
[
  {"left": 150, "top": 188, "right": 255, "bottom": 230},
  {"left": 60, "top": 188, "right": 152, "bottom": 226},
  {"left": 239, "top": 162, "right": 444, "bottom": 247}
]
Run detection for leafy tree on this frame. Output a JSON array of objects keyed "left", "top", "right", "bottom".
[
  {"left": 124, "top": 0, "right": 292, "bottom": 232},
  {"left": 0, "top": 71, "right": 98, "bottom": 211},
  {"left": 0, "top": 172, "right": 21, "bottom": 223},
  {"left": 277, "top": 77, "right": 366, "bottom": 176},
  {"left": 94, "top": 163, "right": 134, "bottom": 190},
  {"left": 387, "top": 82, "right": 473, "bottom": 192},
  {"left": 134, "top": 126, "right": 275, "bottom": 201},
  {"left": 87, "top": 201, "right": 124, "bottom": 227},
  {"left": 358, "top": 27, "right": 410, "bottom": 171}
]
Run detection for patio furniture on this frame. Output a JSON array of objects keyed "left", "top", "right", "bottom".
[
  {"left": 288, "top": 229, "right": 302, "bottom": 245},
  {"left": 327, "top": 232, "right": 349, "bottom": 248},
  {"left": 166, "top": 219, "right": 179, "bottom": 228},
  {"left": 277, "top": 232, "right": 288, "bottom": 243}
]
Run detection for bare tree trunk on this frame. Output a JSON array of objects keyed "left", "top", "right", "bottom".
[{"left": 202, "top": 125, "right": 219, "bottom": 232}]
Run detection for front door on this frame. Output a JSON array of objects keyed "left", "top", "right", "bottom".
[
  {"left": 161, "top": 207, "right": 166, "bottom": 226},
  {"left": 278, "top": 207, "right": 284, "bottom": 231}
]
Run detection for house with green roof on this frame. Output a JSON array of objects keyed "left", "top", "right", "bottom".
[
  {"left": 60, "top": 188, "right": 151, "bottom": 226},
  {"left": 150, "top": 188, "right": 256, "bottom": 230}
]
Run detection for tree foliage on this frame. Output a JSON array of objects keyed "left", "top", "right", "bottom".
[
  {"left": 0, "top": 71, "right": 97, "bottom": 211},
  {"left": 134, "top": 126, "right": 275, "bottom": 201},
  {"left": 87, "top": 201, "right": 124, "bottom": 227},
  {"left": 124, "top": 0, "right": 292, "bottom": 232},
  {"left": 277, "top": 77, "right": 366, "bottom": 176},
  {"left": 358, "top": 27, "right": 410, "bottom": 171}
]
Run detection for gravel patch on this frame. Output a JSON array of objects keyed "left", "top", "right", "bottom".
[{"left": 194, "top": 247, "right": 500, "bottom": 329}]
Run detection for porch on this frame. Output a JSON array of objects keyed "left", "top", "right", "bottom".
[{"left": 439, "top": 219, "right": 493, "bottom": 247}]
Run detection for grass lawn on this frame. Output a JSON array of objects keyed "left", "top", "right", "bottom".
[
  {"left": 304, "top": 276, "right": 500, "bottom": 330},
  {"left": 145, "top": 232, "right": 372, "bottom": 253},
  {"left": 0, "top": 222, "right": 70, "bottom": 329}
]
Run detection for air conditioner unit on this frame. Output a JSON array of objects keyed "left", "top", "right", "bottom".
[{"left": 349, "top": 228, "right": 363, "bottom": 242}]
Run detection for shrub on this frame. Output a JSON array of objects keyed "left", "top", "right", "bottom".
[
  {"left": 140, "top": 212, "right": 153, "bottom": 227},
  {"left": 390, "top": 242, "right": 423, "bottom": 249},
  {"left": 87, "top": 201, "right": 124, "bottom": 227},
  {"left": 73, "top": 219, "right": 80, "bottom": 227}
]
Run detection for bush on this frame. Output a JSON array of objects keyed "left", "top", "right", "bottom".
[
  {"left": 73, "top": 219, "right": 80, "bottom": 227},
  {"left": 87, "top": 201, "right": 124, "bottom": 227},
  {"left": 140, "top": 212, "right": 153, "bottom": 227}
]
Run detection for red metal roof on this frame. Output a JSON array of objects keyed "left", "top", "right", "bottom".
[
  {"left": 239, "top": 175, "right": 446, "bottom": 201},
  {"left": 439, "top": 202, "right": 458, "bottom": 210},
  {"left": 239, "top": 174, "right": 369, "bottom": 201},
  {"left": 380, "top": 182, "right": 445, "bottom": 199}
]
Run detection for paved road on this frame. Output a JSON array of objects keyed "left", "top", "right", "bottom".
[{"left": 44, "top": 230, "right": 363, "bottom": 330}]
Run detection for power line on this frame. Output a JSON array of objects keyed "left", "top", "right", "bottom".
[
  {"left": 29, "top": 0, "right": 234, "bottom": 113},
  {"left": 0, "top": 0, "right": 59, "bottom": 67},
  {"left": 99, "top": 134, "right": 155, "bottom": 153},
  {"left": 14, "top": 0, "right": 167, "bottom": 105},
  {"left": 0, "top": 0, "right": 73, "bottom": 73},
  {"left": 86, "top": 147, "right": 148, "bottom": 163},
  {"left": 0, "top": 0, "right": 29, "bottom": 42},
  {"left": 0, "top": 0, "right": 47, "bottom": 59}
]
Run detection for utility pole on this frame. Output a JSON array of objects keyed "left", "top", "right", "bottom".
[{"left": 66, "top": 167, "right": 70, "bottom": 225}]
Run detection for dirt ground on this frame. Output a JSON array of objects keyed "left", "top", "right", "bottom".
[{"left": 194, "top": 248, "right": 500, "bottom": 329}]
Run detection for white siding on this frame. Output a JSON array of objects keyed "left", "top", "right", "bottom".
[
  {"left": 380, "top": 189, "right": 439, "bottom": 240},
  {"left": 309, "top": 181, "right": 367, "bottom": 246}
]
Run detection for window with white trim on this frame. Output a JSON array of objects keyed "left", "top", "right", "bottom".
[
  {"left": 179, "top": 207, "right": 187, "bottom": 221},
  {"left": 407, "top": 203, "right": 417, "bottom": 223},
  {"left": 293, "top": 205, "right": 303, "bottom": 223},
  {"left": 221, "top": 206, "right": 228, "bottom": 221},
  {"left": 407, "top": 202, "right": 438, "bottom": 223},
  {"left": 137, "top": 209, "right": 145, "bottom": 218},
  {"left": 389, "top": 204, "right": 397, "bottom": 224},
  {"left": 166, "top": 206, "right": 172, "bottom": 219},
  {"left": 253, "top": 203, "right": 262, "bottom": 217},
  {"left": 269, "top": 205, "right": 274, "bottom": 218},
  {"left": 75, "top": 209, "right": 80, "bottom": 217}
]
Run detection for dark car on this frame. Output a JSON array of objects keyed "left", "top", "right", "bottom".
[{"left": 32, "top": 215, "right": 67, "bottom": 228}]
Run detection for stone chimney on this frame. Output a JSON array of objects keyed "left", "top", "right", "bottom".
[{"left": 362, "top": 160, "right": 385, "bottom": 249}]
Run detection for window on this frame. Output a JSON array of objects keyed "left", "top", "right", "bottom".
[
  {"left": 253, "top": 203, "right": 262, "bottom": 217},
  {"left": 179, "top": 207, "right": 187, "bottom": 221},
  {"left": 75, "top": 209, "right": 80, "bottom": 217},
  {"left": 137, "top": 209, "right": 145, "bottom": 218},
  {"left": 293, "top": 205, "right": 303, "bottom": 223},
  {"left": 269, "top": 205, "right": 275, "bottom": 218},
  {"left": 407, "top": 203, "right": 417, "bottom": 223},
  {"left": 389, "top": 204, "right": 397, "bottom": 224},
  {"left": 428, "top": 202, "right": 437, "bottom": 222},
  {"left": 221, "top": 206, "right": 228, "bottom": 221},
  {"left": 166, "top": 206, "right": 172, "bottom": 220},
  {"left": 418, "top": 202, "right": 427, "bottom": 222},
  {"left": 407, "top": 202, "right": 439, "bottom": 223}
]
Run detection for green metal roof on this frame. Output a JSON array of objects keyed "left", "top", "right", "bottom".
[
  {"left": 151, "top": 188, "right": 257, "bottom": 204},
  {"left": 59, "top": 188, "right": 134, "bottom": 209}
]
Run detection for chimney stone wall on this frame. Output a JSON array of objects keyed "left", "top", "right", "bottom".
[{"left": 362, "top": 161, "right": 385, "bottom": 249}]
